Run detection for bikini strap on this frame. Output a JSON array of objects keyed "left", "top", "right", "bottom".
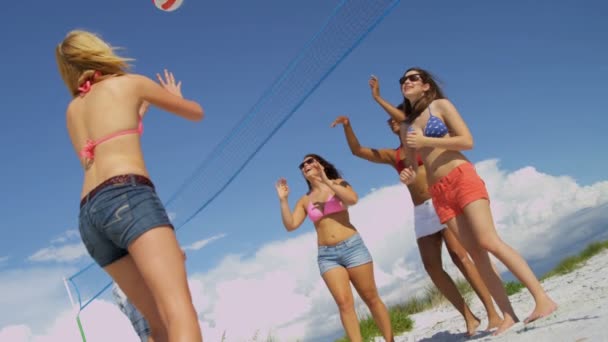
[{"left": 77, "top": 71, "right": 102, "bottom": 96}]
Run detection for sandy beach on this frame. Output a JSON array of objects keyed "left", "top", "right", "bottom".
[{"left": 386, "top": 250, "right": 608, "bottom": 342}]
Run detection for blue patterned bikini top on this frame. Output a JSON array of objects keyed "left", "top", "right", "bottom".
[{"left": 424, "top": 108, "right": 448, "bottom": 137}]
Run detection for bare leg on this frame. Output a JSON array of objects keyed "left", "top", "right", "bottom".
[
  {"left": 462, "top": 200, "right": 557, "bottom": 325},
  {"left": 322, "top": 267, "right": 362, "bottom": 342},
  {"left": 442, "top": 228, "right": 503, "bottom": 330},
  {"left": 447, "top": 213, "right": 520, "bottom": 335},
  {"left": 105, "top": 256, "right": 168, "bottom": 342},
  {"left": 127, "top": 226, "right": 202, "bottom": 342},
  {"left": 348, "top": 262, "right": 394, "bottom": 342},
  {"left": 417, "top": 232, "right": 480, "bottom": 336}
]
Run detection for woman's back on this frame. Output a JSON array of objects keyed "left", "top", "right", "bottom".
[{"left": 67, "top": 75, "right": 149, "bottom": 199}]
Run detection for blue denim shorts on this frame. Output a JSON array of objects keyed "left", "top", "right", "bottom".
[
  {"left": 317, "top": 233, "right": 373, "bottom": 275},
  {"left": 112, "top": 284, "right": 150, "bottom": 341},
  {"left": 78, "top": 174, "right": 173, "bottom": 267}
]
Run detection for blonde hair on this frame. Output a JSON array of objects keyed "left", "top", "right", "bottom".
[{"left": 55, "top": 30, "right": 134, "bottom": 97}]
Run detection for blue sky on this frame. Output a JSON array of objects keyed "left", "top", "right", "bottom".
[{"left": 1, "top": 0, "right": 607, "bottom": 340}]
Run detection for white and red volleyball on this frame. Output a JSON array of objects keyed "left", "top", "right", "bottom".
[{"left": 153, "top": 0, "right": 183, "bottom": 12}]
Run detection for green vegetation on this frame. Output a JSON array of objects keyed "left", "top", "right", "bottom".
[{"left": 505, "top": 240, "right": 608, "bottom": 295}]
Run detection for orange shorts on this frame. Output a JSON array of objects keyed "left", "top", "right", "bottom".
[{"left": 429, "top": 162, "right": 489, "bottom": 224}]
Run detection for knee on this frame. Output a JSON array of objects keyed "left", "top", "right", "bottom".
[
  {"left": 447, "top": 250, "right": 463, "bottom": 265},
  {"left": 476, "top": 236, "right": 502, "bottom": 254},
  {"left": 422, "top": 259, "right": 443, "bottom": 278},
  {"left": 156, "top": 297, "right": 197, "bottom": 324},
  {"left": 448, "top": 250, "right": 474, "bottom": 268},
  {"left": 335, "top": 296, "right": 355, "bottom": 313},
  {"left": 360, "top": 290, "right": 381, "bottom": 307}
]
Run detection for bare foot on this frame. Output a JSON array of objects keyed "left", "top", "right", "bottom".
[
  {"left": 524, "top": 297, "right": 558, "bottom": 324},
  {"left": 485, "top": 315, "right": 503, "bottom": 331},
  {"left": 465, "top": 316, "right": 481, "bottom": 337},
  {"left": 492, "top": 314, "right": 519, "bottom": 336}
]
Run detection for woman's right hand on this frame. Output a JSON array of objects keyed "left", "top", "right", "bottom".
[
  {"left": 275, "top": 178, "right": 290, "bottom": 200},
  {"left": 369, "top": 75, "right": 381, "bottom": 99},
  {"left": 156, "top": 69, "right": 183, "bottom": 98}
]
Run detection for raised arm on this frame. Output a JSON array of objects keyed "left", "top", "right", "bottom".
[
  {"left": 331, "top": 116, "right": 395, "bottom": 165},
  {"left": 369, "top": 75, "right": 406, "bottom": 121},
  {"left": 132, "top": 70, "right": 204, "bottom": 121},
  {"left": 275, "top": 178, "right": 307, "bottom": 232}
]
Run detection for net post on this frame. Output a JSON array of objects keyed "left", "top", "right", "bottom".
[{"left": 64, "top": 277, "right": 87, "bottom": 342}]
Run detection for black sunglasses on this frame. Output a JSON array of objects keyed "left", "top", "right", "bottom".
[
  {"left": 299, "top": 158, "right": 315, "bottom": 170},
  {"left": 399, "top": 74, "right": 422, "bottom": 85}
]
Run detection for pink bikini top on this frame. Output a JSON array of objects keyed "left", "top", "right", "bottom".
[
  {"left": 307, "top": 194, "right": 347, "bottom": 223},
  {"left": 78, "top": 72, "right": 144, "bottom": 162}
]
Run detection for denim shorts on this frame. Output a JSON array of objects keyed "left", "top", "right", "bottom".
[
  {"left": 317, "top": 233, "right": 373, "bottom": 275},
  {"left": 112, "top": 284, "right": 150, "bottom": 341},
  {"left": 78, "top": 174, "right": 173, "bottom": 267}
]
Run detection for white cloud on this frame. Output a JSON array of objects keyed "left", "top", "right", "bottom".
[
  {"left": 27, "top": 243, "right": 88, "bottom": 263},
  {"left": 28, "top": 229, "right": 87, "bottom": 264},
  {"left": 3, "top": 159, "right": 608, "bottom": 341},
  {"left": 0, "top": 301, "right": 141, "bottom": 342},
  {"left": 0, "top": 267, "right": 78, "bottom": 331},
  {"left": 183, "top": 233, "right": 227, "bottom": 251},
  {"left": 50, "top": 230, "right": 79, "bottom": 245}
]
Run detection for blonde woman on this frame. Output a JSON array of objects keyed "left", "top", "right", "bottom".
[{"left": 56, "top": 30, "right": 204, "bottom": 342}]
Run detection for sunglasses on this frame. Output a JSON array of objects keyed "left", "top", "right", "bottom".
[
  {"left": 299, "top": 158, "right": 315, "bottom": 170},
  {"left": 399, "top": 74, "right": 422, "bottom": 85}
]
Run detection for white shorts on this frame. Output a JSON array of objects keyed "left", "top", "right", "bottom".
[{"left": 414, "top": 199, "right": 445, "bottom": 239}]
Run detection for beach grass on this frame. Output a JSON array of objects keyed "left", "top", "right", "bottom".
[{"left": 505, "top": 239, "right": 608, "bottom": 295}]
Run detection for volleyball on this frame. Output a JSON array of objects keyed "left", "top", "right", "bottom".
[{"left": 153, "top": 0, "right": 183, "bottom": 12}]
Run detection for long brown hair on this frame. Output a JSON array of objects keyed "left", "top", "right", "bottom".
[{"left": 402, "top": 67, "right": 446, "bottom": 124}]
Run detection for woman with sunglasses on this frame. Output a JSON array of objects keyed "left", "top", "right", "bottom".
[
  {"left": 331, "top": 102, "right": 503, "bottom": 335},
  {"left": 275, "top": 155, "right": 394, "bottom": 342},
  {"left": 391, "top": 67, "right": 557, "bottom": 335}
]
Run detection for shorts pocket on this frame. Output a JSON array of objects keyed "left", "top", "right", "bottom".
[{"left": 90, "top": 192, "right": 134, "bottom": 232}]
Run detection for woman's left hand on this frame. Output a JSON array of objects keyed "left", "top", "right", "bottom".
[{"left": 399, "top": 166, "right": 417, "bottom": 185}]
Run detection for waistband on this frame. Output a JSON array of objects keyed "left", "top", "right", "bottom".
[
  {"left": 430, "top": 162, "right": 474, "bottom": 188},
  {"left": 414, "top": 198, "right": 433, "bottom": 208},
  {"left": 318, "top": 233, "right": 361, "bottom": 250},
  {"left": 80, "top": 174, "right": 154, "bottom": 208}
]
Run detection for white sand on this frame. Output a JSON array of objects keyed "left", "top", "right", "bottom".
[{"left": 383, "top": 250, "right": 608, "bottom": 342}]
